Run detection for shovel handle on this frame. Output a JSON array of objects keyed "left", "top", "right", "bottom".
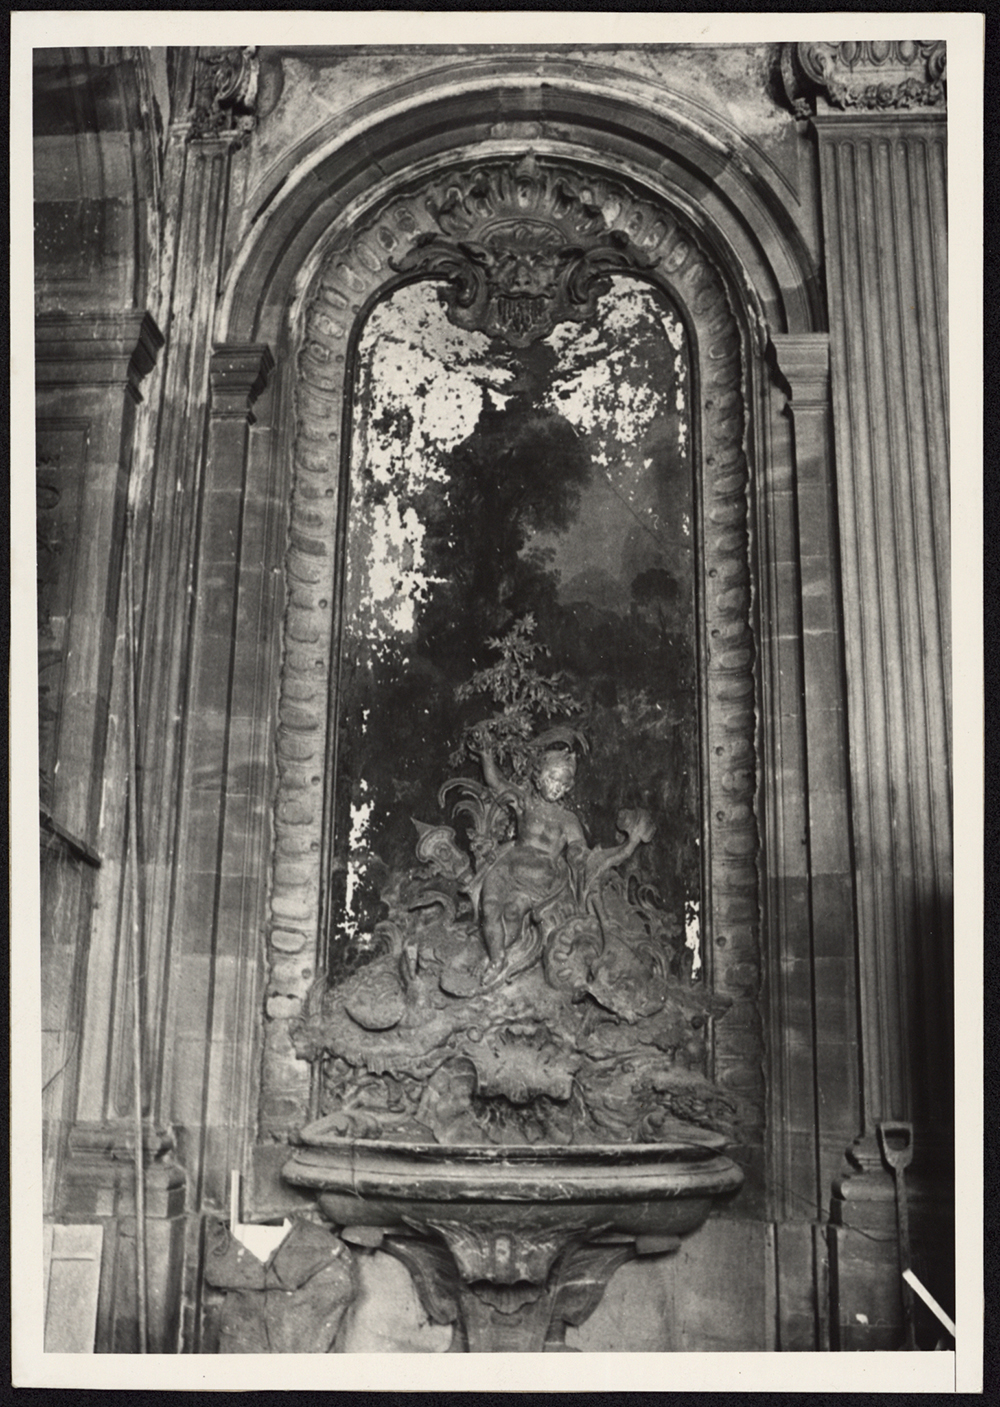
[{"left": 878, "top": 1122, "right": 918, "bottom": 1349}]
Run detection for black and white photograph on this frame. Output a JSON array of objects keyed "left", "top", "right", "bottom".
[{"left": 11, "top": 11, "right": 982, "bottom": 1391}]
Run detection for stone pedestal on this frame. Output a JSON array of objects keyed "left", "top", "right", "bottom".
[
  {"left": 61, "top": 1124, "right": 186, "bottom": 1353},
  {"left": 383, "top": 1224, "right": 640, "bottom": 1353}
]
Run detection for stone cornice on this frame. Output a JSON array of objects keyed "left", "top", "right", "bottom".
[
  {"left": 35, "top": 310, "right": 165, "bottom": 401},
  {"left": 780, "top": 41, "right": 946, "bottom": 118}
]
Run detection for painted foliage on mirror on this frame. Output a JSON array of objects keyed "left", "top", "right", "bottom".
[{"left": 331, "top": 278, "right": 700, "bottom": 970}]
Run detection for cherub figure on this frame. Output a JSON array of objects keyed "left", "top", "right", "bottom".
[
  {"left": 476, "top": 738, "right": 585, "bottom": 969},
  {"left": 473, "top": 731, "right": 654, "bottom": 981}
]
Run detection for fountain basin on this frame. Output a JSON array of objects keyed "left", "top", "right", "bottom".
[
  {"left": 284, "top": 1127, "right": 742, "bottom": 1236},
  {"left": 283, "top": 1125, "right": 743, "bottom": 1351}
]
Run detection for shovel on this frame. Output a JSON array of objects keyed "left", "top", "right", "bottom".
[{"left": 878, "top": 1121, "right": 917, "bottom": 1350}]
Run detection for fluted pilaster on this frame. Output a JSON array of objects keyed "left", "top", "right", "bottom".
[{"left": 816, "top": 111, "right": 951, "bottom": 1146}]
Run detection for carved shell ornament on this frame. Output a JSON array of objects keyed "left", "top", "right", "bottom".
[{"left": 390, "top": 156, "right": 658, "bottom": 347}]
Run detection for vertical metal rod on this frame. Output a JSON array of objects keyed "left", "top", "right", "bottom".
[{"left": 124, "top": 516, "right": 148, "bottom": 1353}]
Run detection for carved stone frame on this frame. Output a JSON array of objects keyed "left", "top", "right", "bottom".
[{"left": 261, "top": 156, "right": 763, "bottom": 1178}]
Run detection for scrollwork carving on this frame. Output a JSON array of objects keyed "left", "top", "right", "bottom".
[
  {"left": 188, "top": 46, "right": 259, "bottom": 143},
  {"left": 381, "top": 1217, "right": 621, "bottom": 1351},
  {"left": 391, "top": 157, "right": 657, "bottom": 347}
]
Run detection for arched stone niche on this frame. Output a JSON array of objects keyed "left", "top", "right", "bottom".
[
  {"left": 221, "top": 68, "right": 824, "bottom": 343},
  {"left": 261, "top": 153, "right": 765, "bottom": 1177}
]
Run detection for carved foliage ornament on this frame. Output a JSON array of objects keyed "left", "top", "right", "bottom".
[
  {"left": 189, "top": 45, "right": 259, "bottom": 142},
  {"left": 782, "top": 40, "right": 946, "bottom": 116},
  {"left": 390, "top": 157, "right": 658, "bottom": 347}
]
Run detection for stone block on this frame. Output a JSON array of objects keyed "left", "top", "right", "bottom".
[
  {"left": 802, "top": 641, "right": 846, "bottom": 719},
  {"left": 800, "top": 568, "right": 837, "bottom": 634},
  {"left": 271, "top": 928, "right": 308, "bottom": 955},
  {"left": 807, "top": 787, "right": 851, "bottom": 872},
  {"left": 35, "top": 197, "right": 133, "bottom": 290},
  {"left": 772, "top": 874, "right": 809, "bottom": 940},
  {"left": 671, "top": 1218, "right": 773, "bottom": 1351},
  {"left": 183, "top": 710, "right": 230, "bottom": 791},
  {"left": 43, "top": 1222, "right": 104, "bottom": 1352},
  {"left": 270, "top": 955, "right": 313, "bottom": 989},
  {"left": 170, "top": 1035, "right": 212, "bottom": 1124},
  {"left": 566, "top": 1256, "right": 673, "bottom": 1351},
  {"left": 270, "top": 899, "right": 317, "bottom": 933},
  {"left": 713, "top": 893, "right": 757, "bottom": 924},
  {"left": 829, "top": 1223, "right": 904, "bottom": 1351},
  {"left": 275, "top": 799, "right": 319, "bottom": 830},
  {"left": 259, "top": 1091, "right": 309, "bottom": 1132},
  {"left": 809, "top": 871, "right": 853, "bottom": 957},
  {"left": 229, "top": 636, "right": 271, "bottom": 718},
  {"left": 337, "top": 1250, "right": 452, "bottom": 1353},
  {"left": 265, "top": 994, "right": 303, "bottom": 1020},
  {"left": 815, "top": 1051, "right": 860, "bottom": 1133},
  {"left": 776, "top": 1223, "right": 822, "bottom": 1351},
  {"left": 273, "top": 860, "right": 314, "bottom": 891},
  {"left": 780, "top": 1040, "right": 819, "bottom": 1123},
  {"left": 812, "top": 956, "right": 854, "bottom": 1031},
  {"left": 722, "top": 960, "right": 759, "bottom": 992},
  {"left": 172, "top": 868, "right": 221, "bottom": 954},
  {"left": 768, "top": 558, "right": 802, "bottom": 621}
]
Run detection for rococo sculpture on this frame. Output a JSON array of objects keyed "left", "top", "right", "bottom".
[{"left": 292, "top": 619, "right": 734, "bottom": 1148}]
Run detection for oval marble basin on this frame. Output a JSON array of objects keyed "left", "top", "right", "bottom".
[{"left": 283, "top": 1124, "right": 743, "bottom": 1240}]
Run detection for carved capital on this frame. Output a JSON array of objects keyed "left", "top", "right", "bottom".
[
  {"left": 770, "top": 333, "right": 830, "bottom": 411},
  {"left": 188, "top": 46, "right": 259, "bottom": 145},
  {"left": 413, "top": 1216, "right": 589, "bottom": 1290},
  {"left": 780, "top": 40, "right": 946, "bottom": 116},
  {"left": 390, "top": 155, "right": 657, "bottom": 348},
  {"left": 209, "top": 344, "right": 275, "bottom": 423}
]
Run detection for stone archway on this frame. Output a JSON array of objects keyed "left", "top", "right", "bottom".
[{"left": 261, "top": 152, "right": 764, "bottom": 1181}]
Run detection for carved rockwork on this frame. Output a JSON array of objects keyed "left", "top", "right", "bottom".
[
  {"left": 188, "top": 46, "right": 259, "bottom": 143},
  {"left": 264, "top": 154, "right": 761, "bottom": 1159},
  {"left": 781, "top": 41, "right": 946, "bottom": 117},
  {"left": 390, "top": 157, "right": 658, "bottom": 347}
]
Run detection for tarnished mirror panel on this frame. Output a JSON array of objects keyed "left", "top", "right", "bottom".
[{"left": 328, "top": 276, "right": 700, "bottom": 982}]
